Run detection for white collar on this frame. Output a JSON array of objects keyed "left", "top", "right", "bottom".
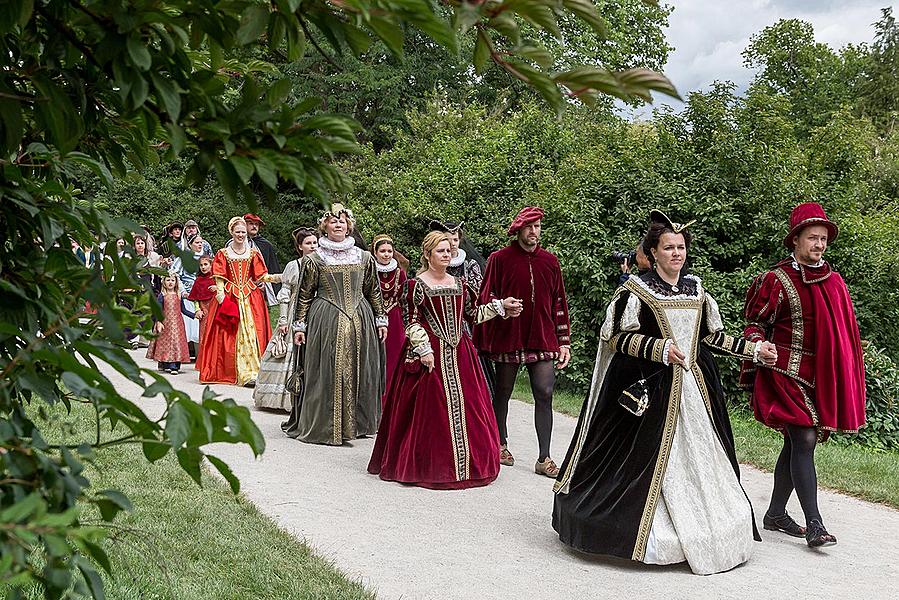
[
  {"left": 449, "top": 248, "right": 466, "bottom": 267},
  {"left": 376, "top": 258, "right": 398, "bottom": 273},
  {"left": 791, "top": 253, "right": 825, "bottom": 269},
  {"left": 317, "top": 236, "right": 356, "bottom": 251},
  {"left": 628, "top": 273, "right": 704, "bottom": 302}
]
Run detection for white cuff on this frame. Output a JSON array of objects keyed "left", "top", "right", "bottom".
[
  {"left": 376, "top": 316, "right": 389, "bottom": 328},
  {"left": 413, "top": 343, "right": 433, "bottom": 357},
  {"left": 752, "top": 341, "right": 763, "bottom": 365},
  {"left": 661, "top": 339, "right": 673, "bottom": 366},
  {"left": 292, "top": 321, "right": 307, "bottom": 333},
  {"left": 491, "top": 298, "right": 506, "bottom": 318}
]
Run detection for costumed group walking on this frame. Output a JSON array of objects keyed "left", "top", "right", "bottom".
[{"left": 131, "top": 201, "right": 865, "bottom": 575}]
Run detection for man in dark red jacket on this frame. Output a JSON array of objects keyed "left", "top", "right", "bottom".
[
  {"left": 474, "top": 207, "right": 571, "bottom": 478},
  {"left": 741, "top": 202, "right": 865, "bottom": 548}
]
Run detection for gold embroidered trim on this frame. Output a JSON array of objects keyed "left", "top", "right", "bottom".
[{"left": 773, "top": 268, "right": 804, "bottom": 381}]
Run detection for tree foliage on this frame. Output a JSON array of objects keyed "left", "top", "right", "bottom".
[{"left": 1, "top": 0, "right": 679, "bottom": 597}]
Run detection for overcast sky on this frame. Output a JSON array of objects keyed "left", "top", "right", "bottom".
[{"left": 632, "top": 1, "right": 895, "bottom": 115}]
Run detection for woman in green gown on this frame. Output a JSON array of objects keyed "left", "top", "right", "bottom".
[{"left": 292, "top": 204, "right": 388, "bottom": 445}]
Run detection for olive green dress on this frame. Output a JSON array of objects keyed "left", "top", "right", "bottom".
[{"left": 292, "top": 238, "right": 387, "bottom": 445}]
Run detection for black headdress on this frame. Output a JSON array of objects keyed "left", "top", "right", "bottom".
[{"left": 428, "top": 219, "right": 486, "bottom": 271}]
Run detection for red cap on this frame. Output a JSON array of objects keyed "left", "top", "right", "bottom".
[
  {"left": 783, "top": 202, "right": 838, "bottom": 249},
  {"left": 243, "top": 213, "right": 265, "bottom": 226},
  {"left": 507, "top": 206, "right": 545, "bottom": 236}
]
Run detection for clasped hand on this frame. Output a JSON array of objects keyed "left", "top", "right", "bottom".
[
  {"left": 757, "top": 341, "right": 778, "bottom": 366},
  {"left": 502, "top": 297, "right": 523, "bottom": 317}
]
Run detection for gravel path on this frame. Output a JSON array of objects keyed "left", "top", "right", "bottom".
[{"left": 111, "top": 351, "right": 898, "bottom": 600}]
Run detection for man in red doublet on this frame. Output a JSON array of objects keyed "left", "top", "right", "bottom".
[
  {"left": 741, "top": 202, "right": 865, "bottom": 548},
  {"left": 474, "top": 207, "right": 571, "bottom": 478}
]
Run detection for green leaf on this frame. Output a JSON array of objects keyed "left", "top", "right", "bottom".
[
  {"left": 1, "top": 493, "right": 43, "bottom": 523},
  {"left": 127, "top": 36, "right": 152, "bottom": 70},
  {"left": 229, "top": 155, "right": 255, "bottom": 184},
  {"left": 142, "top": 439, "right": 170, "bottom": 462},
  {"left": 177, "top": 447, "right": 204, "bottom": 485},
  {"left": 165, "top": 400, "right": 192, "bottom": 450},
  {"left": 368, "top": 16, "right": 404, "bottom": 57},
  {"left": 267, "top": 78, "right": 293, "bottom": 105},
  {"left": 207, "top": 454, "right": 241, "bottom": 493},
  {"left": 562, "top": 0, "right": 608, "bottom": 36},
  {"left": 473, "top": 31, "right": 492, "bottom": 74},
  {"left": 94, "top": 490, "right": 132, "bottom": 522},
  {"left": 253, "top": 155, "right": 278, "bottom": 189},
  {"left": 286, "top": 18, "right": 307, "bottom": 61},
  {"left": 150, "top": 72, "right": 182, "bottom": 119},
  {"left": 237, "top": 3, "right": 271, "bottom": 46},
  {"left": 75, "top": 557, "right": 106, "bottom": 600}
]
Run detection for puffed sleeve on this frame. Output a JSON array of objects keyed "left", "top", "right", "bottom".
[
  {"left": 401, "top": 279, "right": 431, "bottom": 356},
  {"left": 362, "top": 253, "right": 388, "bottom": 328},
  {"left": 701, "top": 292, "right": 759, "bottom": 360},
  {"left": 742, "top": 270, "right": 783, "bottom": 342},
  {"left": 606, "top": 289, "right": 672, "bottom": 365},
  {"left": 276, "top": 259, "right": 300, "bottom": 326},
  {"left": 292, "top": 255, "right": 318, "bottom": 331}
]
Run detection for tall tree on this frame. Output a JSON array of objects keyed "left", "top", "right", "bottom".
[{"left": 0, "top": 1, "right": 677, "bottom": 597}]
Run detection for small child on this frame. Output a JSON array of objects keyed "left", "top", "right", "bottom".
[
  {"left": 147, "top": 272, "right": 195, "bottom": 374},
  {"left": 187, "top": 255, "right": 216, "bottom": 371}
]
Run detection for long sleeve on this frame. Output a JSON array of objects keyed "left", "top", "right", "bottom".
[
  {"left": 606, "top": 292, "right": 671, "bottom": 365},
  {"left": 400, "top": 279, "right": 431, "bottom": 356},
  {"left": 743, "top": 271, "right": 783, "bottom": 342},
  {"left": 362, "top": 254, "right": 388, "bottom": 328},
  {"left": 553, "top": 267, "right": 572, "bottom": 346},
  {"left": 478, "top": 253, "right": 500, "bottom": 304},
  {"left": 464, "top": 260, "right": 484, "bottom": 296},
  {"left": 292, "top": 256, "right": 318, "bottom": 330},
  {"left": 463, "top": 278, "right": 505, "bottom": 326},
  {"left": 702, "top": 293, "right": 759, "bottom": 360},
  {"left": 276, "top": 260, "right": 300, "bottom": 326}
]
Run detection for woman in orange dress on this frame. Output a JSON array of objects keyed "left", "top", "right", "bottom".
[{"left": 199, "top": 216, "right": 275, "bottom": 386}]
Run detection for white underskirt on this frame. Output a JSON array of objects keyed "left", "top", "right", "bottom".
[{"left": 643, "top": 307, "right": 754, "bottom": 575}]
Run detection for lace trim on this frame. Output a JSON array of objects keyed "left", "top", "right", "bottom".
[
  {"left": 449, "top": 248, "right": 467, "bottom": 267},
  {"left": 376, "top": 258, "right": 398, "bottom": 273},
  {"left": 316, "top": 236, "right": 361, "bottom": 266},
  {"left": 631, "top": 273, "right": 703, "bottom": 301}
]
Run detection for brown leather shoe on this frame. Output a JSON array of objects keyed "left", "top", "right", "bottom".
[
  {"left": 535, "top": 457, "right": 559, "bottom": 478},
  {"left": 499, "top": 445, "right": 515, "bottom": 467}
]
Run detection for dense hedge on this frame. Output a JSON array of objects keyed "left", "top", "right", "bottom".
[{"left": 101, "top": 90, "right": 899, "bottom": 448}]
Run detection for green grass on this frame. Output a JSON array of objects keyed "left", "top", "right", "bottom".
[
  {"left": 513, "top": 374, "right": 899, "bottom": 509},
  {"left": 23, "top": 402, "right": 374, "bottom": 600}
]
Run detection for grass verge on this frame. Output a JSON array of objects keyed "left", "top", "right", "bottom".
[
  {"left": 26, "top": 402, "right": 375, "bottom": 600},
  {"left": 513, "top": 375, "right": 899, "bottom": 509}
]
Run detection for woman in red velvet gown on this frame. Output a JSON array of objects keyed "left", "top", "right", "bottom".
[
  {"left": 372, "top": 235, "right": 408, "bottom": 406},
  {"left": 368, "top": 232, "right": 522, "bottom": 489},
  {"left": 199, "top": 217, "right": 275, "bottom": 386}
]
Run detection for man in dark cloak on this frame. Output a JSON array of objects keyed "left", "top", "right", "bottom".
[{"left": 243, "top": 213, "right": 281, "bottom": 304}]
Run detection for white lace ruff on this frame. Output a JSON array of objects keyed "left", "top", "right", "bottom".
[
  {"left": 376, "top": 258, "right": 398, "bottom": 273},
  {"left": 316, "top": 236, "right": 361, "bottom": 265},
  {"left": 449, "top": 248, "right": 467, "bottom": 267}
]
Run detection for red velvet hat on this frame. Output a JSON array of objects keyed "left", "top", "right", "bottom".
[
  {"left": 507, "top": 206, "right": 545, "bottom": 236},
  {"left": 243, "top": 213, "right": 265, "bottom": 226},
  {"left": 783, "top": 202, "right": 838, "bottom": 249}
]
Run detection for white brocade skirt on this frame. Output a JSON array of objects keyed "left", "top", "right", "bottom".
[
  {"left": 644, "top": 369, "right": 754, "bottom": 575},
  {"left": 182, "top": 298, "right": 200, "bottom": 344}
]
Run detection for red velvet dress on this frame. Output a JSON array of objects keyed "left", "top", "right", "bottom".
[
  {"left": 368, "top": 277, "right": 501, "bottom": 489},
  {"left": 199, "top": 248, "right": 272, "bottom": 385},
  {"left": 740, "top": 258, "right": 866, "bottom": 436},
  {"left": 378, "top": 261, "right": 408, "bottom": 406}
]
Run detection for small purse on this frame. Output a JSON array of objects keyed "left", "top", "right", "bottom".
[
  {"left": 270, "top": 331, "right": 288, "bottom": 358},
  {"left": 618, "top": 378, "right": 651, "bottom": 416}
]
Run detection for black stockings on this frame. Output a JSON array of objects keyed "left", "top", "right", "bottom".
[
  {"left": 768, "top": 425, "right": 821, "bottom": 525},
  {"left": 492, "top": 360, "right": 555, "bottom": 461}
]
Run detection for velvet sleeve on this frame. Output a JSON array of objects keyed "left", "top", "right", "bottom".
[
  {"left": 553, "top": 262, "right": 572, "bottom": 346},
  {"left": 701, "top": 293, "right": 758, "bottom": 360},
  {"left": 605, "top": 290, "right": 671, "bottom": 365},
  {"left": 292, "top": 256, "right": 318, "bottom": 330},
  {"left": 401, "top": 279, "right": 431, "bottom": 356},
  {"left": 362, "top": 253, "right": 388, "bottom": 327},
  {"left": 478, "top": 253, "right": 500, "bottom": 305},
  {"left": 463, "top": 278, "right": 504, "bottom": 326},
  {"left": 742, "top": 270, "right": 782, "bottom": 342}
]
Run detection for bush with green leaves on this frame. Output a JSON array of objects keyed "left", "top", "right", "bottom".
[{"left": 1, "top": 1, "right": 678, "bottom": 597}]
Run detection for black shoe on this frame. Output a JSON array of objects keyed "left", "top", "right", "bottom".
[
  {"left": 763, "top": 511, "right": 806, "bottom": 538},
  {"left": 806, "top": 518, "right": 837, "bottom": 548}
]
